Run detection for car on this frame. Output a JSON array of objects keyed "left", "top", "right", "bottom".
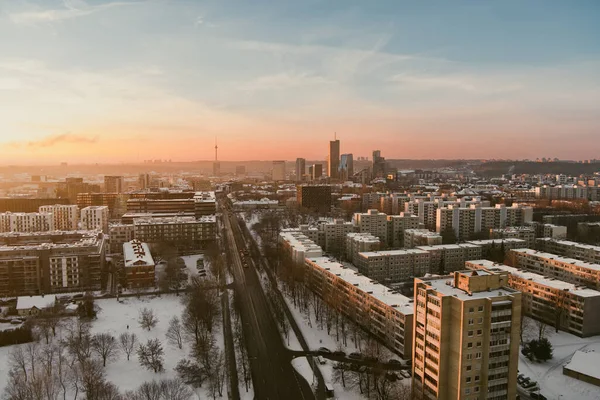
[
  {"left": 318, "top": 347, "right": 331, "bottom": 353},
  {"left": 317, "top": 356, "right": 326, "bottom": 365},
  {"left": 332, "top": 350, "right": 345, "bottom": 357},
  {"left": 348, "top": 352, "right": 362, "bottom": 360},
  {"left": 388, "top": 359, "right": 402, "bottom": 364},
  {"left": 399, "top": 370, "right": 411, "bottom": 379}
]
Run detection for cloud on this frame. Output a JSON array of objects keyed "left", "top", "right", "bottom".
[
  {"left": 9, "top": 0, "right": 142, "bottom": 25},
  {"left": 238, "top": 72, "right": 334, "bottom": 92},
  {"left": 9, "top": 133, "right": 98, "bottom": 148},
  {"left": 389, "top": 72, "right": 522, "bottom": 94}
]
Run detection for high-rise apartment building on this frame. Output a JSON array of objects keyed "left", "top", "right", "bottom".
[
  {"left": 138, "top": 173, "right": 151, "bottom": 190},
  {"left": 329, "top": 139, "right": 340, "bottom": 180},
  {"left": 345, "top": 232, "right": 381, "bottom": 265},
  {"left": 272, "top": 160, "right": 286, "bottom": 181},
  {"left": 104, "top": 176, "right": 124, "bottom": 193},
  {"left": 353, "top": 209, "right": 389, "bottom": 244},
  {"left": 39, "top": 204, "right": 80, "bottom": 231},
  {"left": 295, "top": 158, "right": 306, "bottom": 182},
  {"left": 387, "top": 213, "right": 421, "bottom": 248},
  {"left": 404, "top": 229, "right": 443, "bottom": 248},
  {"left": 0, "top": 212, "right": 54, "bottom": 233},
  {"left": 339, "top": 153, "right": 354, "bottom": 181},
  {"left": 81, "top": 206, "right": 110, "bottom": 232},
  {"left": 413, "top": 271, "right": 522, "bottom": 400}
]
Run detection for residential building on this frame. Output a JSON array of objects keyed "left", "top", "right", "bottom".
[
  {"left": 0, "top": 198, "right": 70, "bottom": 213},
  {"left": 404, "top": 229, "right": 443, "bottom": 248},
  {"left": 81, "top": 206, "right": 109, "bottom": 232},
  {"left": 490, "top": 227, "right": 535, "bottom": 248},
  {"left": 77, "top": 193, "right": 128, "bottom": 219},
  {"left": 123, "top": 240, "right": 155, "bottom": 288},
  {"left": 353, "top": 209, "right": 389, "bottom": 245},
  {"left": 321, "top": 219, "right": 357, "bottom": 257},
  {"left": 109, "top": 223, "right": 135, "bottom": 253},
  {"left": 279, "top": 230, "right": 323, "bottom": 264},
  {"left": 295, "top": 158, "right": 306, "bottom": 182},
  {"left": 39, "top": 204, "right": 79, "bottom": 230},
  {"left": 387, "top": 213, "right": 421, "bottom": 248},
  {"left": 346, "top": 232, "right": 380, "bottom": 265},
  {"left": 272, "top": 160, "right": 286, "bottom": 181},
  {"left": 535, "top": 185, "right": 588, "bottom": 200},
  {"left": 356, "top": 249, "right": 430, "bottom": 283},
  {"left": 465, "top": 239, "right": 527, "bottom": 257},
  {"left": 0, "top": 212, "right": 54, "bottom": 233},
  {"left": 16, "top": 295, "right": 57, "bottom": 316},
  {"left": 305, "top": 257, "right": 414, "bottom": 358},
  {"left": 104, "top": 175, "right": 124, "bottom": 193},
  {"left": 133, "top": 216, "right": 216, "bottom": 245},
  {"left": 329, "top": 139, "right": 340, "bottom": 179},
  {"left": 297, "top": 185, "right": 331, "bottom": 213},
  {"left": 542, "top": 224, "right": 567, "bottom": 239},
  {"left": 193, "top": 191, "right": 217, "bottom": 216},
  {"left": 535, "top": 238, "right": 600, "bottom": 264},
  {"left": 416, "top": 244, "right": 483, "bottom": 275},
  {"left": 506, "top": 249, "right": 600, "bottom": 290},
  {"left": 466, "top": 260, "right": 600, "bottom": 337},
  {"left": 0, "top": 231, "right": 106, "bottom": 296},
  {"left": 138, "top": 173, "right": 151, "bottom": 190},
  {"left": 413, "top": 271, "right": 521, "bottom": 400},
  {"left": 372, "top": 150, "right": 386, "bottom": 179},
  {"left": 126, "top": 198, "right": 195, "bottom": 214}
]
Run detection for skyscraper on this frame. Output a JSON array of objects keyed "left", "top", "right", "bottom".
[
  {"left": 311, "top": 164, "right": 323, "bottom": 180},
  {"left": 372, "top": 150, "right": 386, "bottom": 179},
  {"left": 413, "top": 270, "right": 522, "bottom": 400},
  {"left": 339, "top": 153, "right": 354, "bottom": 181},
  {"left": 295, "top": 158, "right": 306, "bottom": 182},
  {"left": 329, "top": 138, "right": 340, "bottom": 180}
]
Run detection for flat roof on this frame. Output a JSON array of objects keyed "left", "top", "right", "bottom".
[
  {"left": 422, "top": 275, "right": 517, "bottom": 301},
  {"left": 537, "top": 238, "right": 600, "bottom": 253},
  {"left": 466, "top": 238, "right": 526, "bottom": 245},
  {"left": 359, "top": 249, "right": 429, "bottom": 258},
  {"left": 306, "top": 257, "right": 414, "bottom": 314},
  {"left": 565, "top": 351, "right": 600, "bottom": 381},
  {"left": 511, "top": 249, "right": 600, "bottom": 271},
  {"left": 416, "top": 243, "right": 481, "bottom": 251}
]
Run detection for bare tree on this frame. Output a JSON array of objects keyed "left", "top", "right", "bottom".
[
  {"left": 166, "top": 316, "right": 184, "bottom": 349},
  {"left": 92, "top": 333, "right": 119, "bottom": 367},
  {"left": 119, "top": 332, "right": 138, "bottom": 361},
  {"left": 160, "top": 378, "right": 194, "bottom": 400},
  {"left": 138, "top": 308, "right": 158, "bottom": 331},
  {"left": 77, "top": 359, "right": 108, "bottom": 400},
  {"left": 137, "top": 338, "right": 165, "bottom": 373},
  {"left": 9, "top": 346, "right": 29, "bottom": 382}
]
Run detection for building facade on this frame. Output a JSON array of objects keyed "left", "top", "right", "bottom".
[
  {"left": 133, "top": 216, "right": 216, "bottom": 245},
  {"left": 356, "top": 249, "right": 430, "bottom": 283},
  {"left": 295, "top": 158, "right": 306, "bottom": 182},
  {"left": 104, "top": 175, "right": 124, "bottom": 193},
  {"left": 329, "top": 139, "right": 340, "bottom": 180},
  {"left": 39, "top": 204, "right": 79, "bottom": 231},
  {"left": 81, "top": 206, "right": 109, "bottom": 232},
  {"left": 297, "top": 185, "right": 332, "bottom": 213},
  {"left": 346, "top": 232, "right": 380, "bottom": 265},
  {"left": 404, "top": 229, "right": 443, "bottom": 248},
  {"left": 123, "top": 240, "right": 155, "bottom": 288},
  {"left": 0, "top": 212, "right": 54, "bottom": 233}
]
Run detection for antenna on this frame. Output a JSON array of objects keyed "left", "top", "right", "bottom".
[
  {"left": 214, "top": 136, "right": 218, "bottom": 161},
  {"left": 334, "top": 132, "right": 337, "bottom": 140}
]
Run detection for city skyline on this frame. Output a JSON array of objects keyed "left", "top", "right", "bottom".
[{"left": 1, "top": 0, "right": 599, "bottom": 164}]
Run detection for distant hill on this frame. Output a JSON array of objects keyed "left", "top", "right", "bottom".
[{"left": 473, "top": 161, "right": 600, "bottom": 178}]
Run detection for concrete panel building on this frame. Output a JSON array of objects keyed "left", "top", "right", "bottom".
[
  {"left": 416, "top": 244, "right": 483, "bottom": 275},
  {"left": 0, "top": 212, "right": 54, "bottom": 233},
  {"left": 535, "top": 238, "right": 600, "bottom": 264},
  {"left": 404, "top": 229, "right": 443, "bottom": 248},
  {"left": 345, "top": 232, "right": 380, "bottom": 266},
  {"left": 279, "top": 230, "right": 323, "bottom": 265},
  {"left": 356, "top": 249, "right": 430, "bottom": 283},
  {"left": 81, "top": 206, "right": 109, "bottom": 233},
  {"left": 39, "top": 204, "right": 79, "bottom": 231},
  {"left": 133, "top": 216, "right": 216, "bottom": 245}
]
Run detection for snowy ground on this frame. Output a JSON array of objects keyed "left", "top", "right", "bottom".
[
  {"left": 181, "top": 254, "right": 206, "bottom": 284},
  {"left": 518, "top": 322, "right": 600, "bottom": 400}
]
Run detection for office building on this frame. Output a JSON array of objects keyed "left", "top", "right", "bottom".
[
  {"left": 193, "top": 191, "right": 217, "bottom": 216},
  {"left": 329, "top": 139, "right": 340, "bottom": 180},
  {"left": 297, "top": 185, "right": 332, "bottom": 213},
  {"left": 404, "top": 229, "right": 443, "bottom": 248},
  {"left": 272, "top": 160, "right": 286, "bottom": 181},
  {"left": 39, "top": 204, "right": 80, "bottom": 231},
  {"left": 535, "top": 238, "right": 600, "bottom": 264},
  {"left": 413, "top": 271, "right": 521, "bottom": 400},
  {"left": 109, "top": 223, "right": 135, "bottom": 253},
  {"left": 81, "top": 206, "right": 110, "bottom": 233},
  {"left": 372, "top": 150, "right": 386, "bottom": 179},
  {"left": 356, "top": 249, "right": 430, "bottom": 283},
  {"left": 138, "top": 173, "right": 151, "bottom": 190},
  {"left": 123, "top": 240, "right": 155, "bottom": 288},
  {"left": 0, "top": 231, "right": 106, "bottom": 296},
  {"left": 0, "top": 212, "right": 54, "bottom": 233},
  {"left": 506, "top": 249, "right": 600, "bottom": 290},
  {"left": 311, "top": 164, "right": 323, "bottom": 180},
  {"left": 133, "top": 216, "right": 216, "bottom": 245},
  {"left": 339, "top": 153, "right": 354, "bottom": 181},
  {"left": 467, "top": 260, "right": 600, "bottom": 337},
  {"left": 490, "top": 227, "right": 535, "bottom": 248},
  {"left": 295, "top": 158, "right": 306, "bottom": 182},
  {"left": 305, "top": 257, "right": 414, "bottom": 358},
  {"left": 104, "top": 176, "right": 124, "bottom": 193}
]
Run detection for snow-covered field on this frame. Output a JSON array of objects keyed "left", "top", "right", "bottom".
[{"left": 518, "top": 327, "right": 600, "bottom": 400}]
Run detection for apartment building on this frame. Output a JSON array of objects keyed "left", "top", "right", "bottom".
[
  {"left": 81, "top": 206, "right": 110, "bottom": 232},
  {"left": 404, "top": 229, "right": 443, "bottom": 248},
  {"left": 346, "top": 232, "right": 380, "bottom": 265},
  {"left": 305, "top": 257, "right": 414, "bottom": 358},
  {"left": 77, "top": 193, "right": 128, "bottom": 219},
  {"left": 104, "top": 175, "right": 124, "bottom": 193},
  {"left": 0, "top": 231, "right": 106, "bottom": 296},
  {"left": 506, "top": 249, "right": 600, "bottom": 290},
  {"left": 387, "top": 213, "right": 421, "bottom": 248},
  {"left": 416, "top": 244, "right": 483, "bottom": 275},
  {"left": 535, "top": 185, "right": 588, "bottom": 200},
  {"left": 353, "top": 209, "right": 389, "bottom": 244},
  {"left": 193, "top": 191, "right": 217, "bottom": 216},
  {"left": 356, "top": 249, "right": 430, "bottom": 283},
  {"left": 490, "top": 227, "right": 535, "bottom": 248},
  {"left": 133, "top": 216, "right": 216, "bottom": 245},
  {"left": 39, "top": 204, "right": 79, "bottom": 230},
  {"left": 108, "top": 223, "right": 135, "bottom": 253},
  {"left": 322, "top": 220, "right": 358, "bottom": 257},
  {"left": 466, "top": 260, "right": 600, "bottom": 337},
  {"left": 279, "top": 230, "right": 323, "bottom": 264},
  {"left": 413, "top": 271, "right": 521, "bottom": 400},
  {"left": 405, "top": 198, "right": 488, "bottom": 231},
  {"left": 535, "top": 238, "right": 600, "bottom": 264},
  {"left": 466, "top": 239, "right": 527, "bottom": 257},
  {"left": 123, "top": 240, "right": 155, "bottom": 288},
  {"left": 0, "top": 212, "right": 54, "bottom": 233}
]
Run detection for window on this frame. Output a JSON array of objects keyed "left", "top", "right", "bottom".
[
  {"left": 475, "top": 375, "right": 480, "bottom": 382},
  {"left": 466, "top": 354, "right": 473, "bottom": 360},
  {"left": 469, "top": 307, "right": 474, "bottom": 313},
  {"left": 475, "top": 352, "right": 482, "bottom": 359},
  {"left": 478, "top": 317, "right": 483, "bottom": 324},
  {"left": 477, "top": 329, "right": 483, "bottom": 336},
  {"left": 477, "top": 341, "right": 482, "bottom": 348},
  {"left": 468, "top": 319, "right": 474, "bottom": 325},
  {"left": 465, "top": 388, "right": 471, "bottom": 394},
  {"left": 474, "top": 387, "right": 480, "bottom": 393},
  {"left": 466, "top": 377, "right": 472, "bottom": 383},
  {"left": 468, "top": 330, "right": 474, "bottom": 337},
  {"left": 478, "top": 306, "right": 483, "bottom": 312},
  {"left": 468, "top": 342, "right": 473, "bottom": 348},
  {"left": 466, "top": 365, "right": 472, "bottom": 371}
]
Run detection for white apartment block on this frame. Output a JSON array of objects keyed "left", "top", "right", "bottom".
[
  {"left": 404, "top": 229, "right": 443, "bottom": 248},
  {"left": 535, "top": 185, "right": 588, "bottom": 200},
  {"left": 133, "top": 216, "right": 216, "bottom": 244},
  {"left": 39, "top": 204, "right": 79, "bottom": 231},
  {"left": 466, "top": 260, "right": 600, "bottom": 337},
  {"left": 506, "top": 249, "right": 600, "bottom": 290},
  {"left": 305, "top": 257, "right": 414, "bottom": 358},
  {"left": 279, "top": 230, "right": 323, "bottom": 264},
  {"left": 416, "top": 244, "right": 483, "bottom": 275},
  {"left": 0, "top": 212, "right": 54, "bottom": 233},
  {"left": 353, "top": 209, "right": 389, "bottom": 244},
  {"left": 535, "top": 238, "right": 600, "bottom": 264},
  {"left": 298, "top": 219, "right": 358, "bottom": 255},
  {"left": 345, "top": 232, "right": 380, "bottom": 266},
  {"left": 356, "top": 249, "right": 430, "bottom": 283},
  {"left": 490, "top": 227, "right": 535, "bottom": 248},
  {"left": 81, "top": 206, "right": 110, "bottom": 233},
  {"left": 387, "top": 213, "right": 420, "bottom": 248},
  {"left": 405, "top": 198, "right": 488, "bottom": 230}
]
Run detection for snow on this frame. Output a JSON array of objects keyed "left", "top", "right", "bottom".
[
  {"left": 518, "top": 323, "right": 600, "bottom": 400},
  {"left": 291, "top": 357, "right": 316, "bottom": 388},
  {"left": 16, "top": 295, "right": 56, "bottom": 310},
  {"left": 564, "top": 351, "right": 600, "bottom": 380}
]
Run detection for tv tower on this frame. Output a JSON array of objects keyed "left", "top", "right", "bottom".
[
  {"left": 212, "top": 136, "right": 221, "bottom": 177},
  {"left": 214, "top": 136, "right": 218, "bottom": 161}
]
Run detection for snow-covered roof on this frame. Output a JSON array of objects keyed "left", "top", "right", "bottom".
[
  {"left": 511, "top": 249, "right": 600, "bottom": 272},
  {"left": 123, "top": 240, "right": 154, "bottom": 267},
  {"left": 565, "top": 351, "right": 600, "bottom": 380},
  {"left": 16, "top": 295, "right": 56, "bottom": 310}
]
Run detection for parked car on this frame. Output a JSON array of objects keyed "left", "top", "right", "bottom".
[
  {"left": 400, "top": 370, "right": 411, "bottom": 379},
  {"left": 388, "top": 359, "right": 402, "bottom": 365},
  {"left": 318, "top": 347, "right": 331, "bottom": 353},
  {"left": 317, "top": 356, "right": 326, "bottom": 365}
]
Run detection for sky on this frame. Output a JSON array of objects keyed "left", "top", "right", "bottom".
[{"left": 0, "top": 0, "right": 599, "bottom": 164}]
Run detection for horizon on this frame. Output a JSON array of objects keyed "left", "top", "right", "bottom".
[{"left": 1, "top": 0, "right": 599, "bottom": 163}]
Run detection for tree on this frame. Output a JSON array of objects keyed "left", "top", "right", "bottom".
[
  {"left": 79, "top": 292, "right": 98, "bottom": 320},
  {"left": 166, "top": 316, "right": 184, "bottom": 349},
  {"left": 441, "top": 228, "right": 457, "bottom": 244},
  {"left": 119, "top": 332, "right": 138, "bottom": 361},
  {"left": 77, "top": 358, "right": 108, "bottom": 400},
  {"left": 522, "top": 338, "right": 553, "bottom": 362},
  {"left": 138, "top": 308, "right": 158, "bottom": 331},
  {"left": 63, "top": 320, "right": 94, "bottom": 363},
  {"left": 92, "top": 333, "right": 119, "bottom": 367},
  {"left": 175, "top": 359, "right": 205, "bottom": 388},
  {"left": 160, "top": 378, "right": 194, "bottom": 400},
  {"left": 137, "top": 339, "right": 165, "bottom": 373}
]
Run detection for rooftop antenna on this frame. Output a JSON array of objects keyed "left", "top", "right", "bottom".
[{"left": 214, "top": 136, "right": 218, "bottom": 161}]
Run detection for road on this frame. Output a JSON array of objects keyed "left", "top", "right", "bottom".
[{"left": 220, "top": 199, "right": 315, "bottom": 400}]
